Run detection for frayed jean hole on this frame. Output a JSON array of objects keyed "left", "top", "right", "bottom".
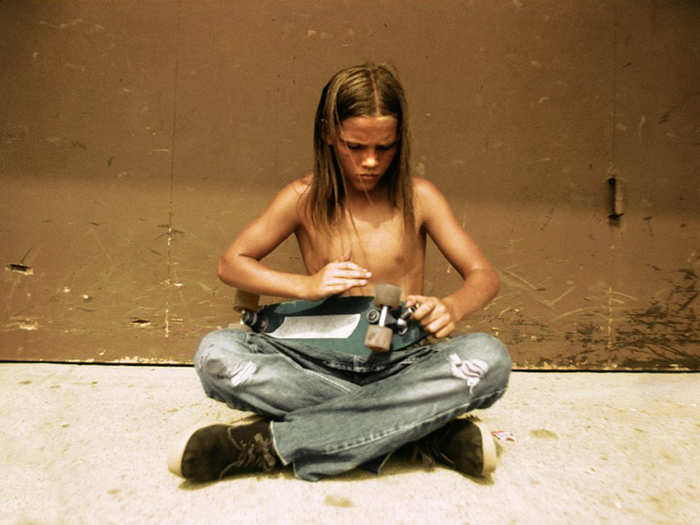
[
  {"left": 448, "top": 354, "right": 489, "bottom": 393},
  {"left": 228, "top": 360, "right": 258, "bottom": 387}
]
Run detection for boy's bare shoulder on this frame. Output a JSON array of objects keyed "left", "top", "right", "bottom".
[
  {"left": 272, "top": 173, "right": 312, "bottom": 203},
  {"left": 284, "top": 173, "right": 313, "bottom": 198},
  {"left": 262, "top": 174, "right": 313, "bottom": 227},
  {"left": 413, "top": 176, "right": 441, "bottom": 198},
  {"left": 413, "top": 177, "right": 449, "bottom": 218}
]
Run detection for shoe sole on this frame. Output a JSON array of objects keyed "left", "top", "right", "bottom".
[
  {"left": 452, "top": 416, "right": 498, "bottom": 477},
  {"left": 473, "top": 420, "right": 497, "bottom": 476}
]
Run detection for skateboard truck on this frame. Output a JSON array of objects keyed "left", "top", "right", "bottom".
[
  {"left": 364, "top": 283, "right": 411, "bottom": 352},
  {"left": 233, "top": 289, "right": 267, "bottom": 331},
  {"left": 366, "top": 304, "right": 415, "bottom": 336}
]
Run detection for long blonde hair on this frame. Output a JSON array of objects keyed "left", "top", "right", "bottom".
[{"left": 307, "top": 63, "right": 414, "bottom": 231}]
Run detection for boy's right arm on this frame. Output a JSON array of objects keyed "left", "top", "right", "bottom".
[{"left": 217, "top": 181, "right": 371, "bottom": 300}]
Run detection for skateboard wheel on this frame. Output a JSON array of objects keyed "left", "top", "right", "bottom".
[
  {"left": 364, "top": 325, "right": 393, "bottom": 352},
  {"left": 374, "top": 283, "right": 402, "bottom": 309},
  {"left": 234, "top": 289, "right": 260, "bottom": 312}
]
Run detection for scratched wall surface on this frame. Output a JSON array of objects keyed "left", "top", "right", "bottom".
[{"left": 1, "top": 1, "right": 698, "bottom": 369}]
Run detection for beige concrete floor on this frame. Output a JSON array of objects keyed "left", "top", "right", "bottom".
[{"left": 1, "top": 363, "right": 697, "bottom": 525}]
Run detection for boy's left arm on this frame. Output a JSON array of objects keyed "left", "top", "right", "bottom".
[{"left": 407, "top": 179, "right": 500, "bottom": 338}]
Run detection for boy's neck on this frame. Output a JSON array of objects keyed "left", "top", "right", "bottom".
[
  {"left": 345, "top": 187, "right": 389, "bottom": 212},
  {"left": 344, "top": 178, "right": 390, "bottom": 204}
]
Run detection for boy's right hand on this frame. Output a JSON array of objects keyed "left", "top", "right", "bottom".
[{"left": 304, "top": 251, "right": 372, "bottom": 300}]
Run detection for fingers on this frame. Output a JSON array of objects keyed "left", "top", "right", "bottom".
[
  {"left": 431, "top": 319, "right": 455, "bottom": 339},
  {"left": 328, "top": 261, "right": 372, "bottom": 282},
  {"left": 331, "top": 261, "right": 372, "bottom": 276},
  {"left": 322, "top": 281, "right": 363, "bottom": 295},
  {"left": 407, "top": 295, "right": 455, "bottom": 338},
  {"left": 314, "top": 260, "right": 372, "bottom": 297},
  {"left": 406, "top": 295, "right": 434, "bottom": 321},
  {"left": 324, "top": 275, "right": 369, "bottom": 290}
]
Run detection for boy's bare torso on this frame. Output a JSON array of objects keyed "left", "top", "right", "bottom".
[
  {"left": 293, "top": 176, "right": 427, "bottom": 298},
  {"left": 219, "top": 116, "right": 498, "bottom": 337}
]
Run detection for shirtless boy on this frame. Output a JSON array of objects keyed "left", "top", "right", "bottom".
[{"left": 168, "top": 63, "right": 512, "bottom": 482}]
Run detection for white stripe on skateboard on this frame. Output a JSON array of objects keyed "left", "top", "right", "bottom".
[{"left": 267, "top": 314, "right": 361, "bottom": 339}]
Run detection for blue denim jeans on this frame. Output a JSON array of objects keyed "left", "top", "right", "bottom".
[{"left": 194, "top": 328, "right": 511, "bottom": 481}]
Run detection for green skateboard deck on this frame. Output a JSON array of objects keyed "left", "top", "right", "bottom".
[{"left": 239, "top": 295, "right": 428, "bottom": 358}]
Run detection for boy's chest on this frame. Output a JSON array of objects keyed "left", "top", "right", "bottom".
[
  {"left": 345, "top": 225, "right": 409, "bottom": 266},
  {"left": 302, "top": 213, "right": 424, "bottom": 274}
]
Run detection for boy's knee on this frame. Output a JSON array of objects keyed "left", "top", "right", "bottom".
[
  {"left": 470, "top": 333, "right": 510, "bottom": 365},
  {"left": 193, "top": 329, "right": 262, "bottom": 409},
  {"left": 447, "top": 333, "right": 512, "bottom": 383},
  {"left": 194, "top": 328, "right": 249, "bottom": 376}
]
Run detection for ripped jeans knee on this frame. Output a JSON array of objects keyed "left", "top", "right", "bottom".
[
  {"left": 194, "top": 329, "right": 262, "bottom": 402},
  {"left": 438, "top": 333, "right": 512, "bottom": 408}
]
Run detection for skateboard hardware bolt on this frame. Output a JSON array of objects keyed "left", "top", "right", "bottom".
[
  {"left": 240, "top": 309, "right": 267, "bottom": 331},
  {"left": 234, "top": 290, "right": 266, "bottom": 331},
  {"left": 395, "top": 306, "right": 415, "bottom": 335},
  {"left": 366, "top": 309, "right": 380, "bottom": 324},
  {"left": 400, "top": 306, "right": 416, "bottom": 320},
  {"left": 241, "top": 310, "right": 255, "bottom": 326}
]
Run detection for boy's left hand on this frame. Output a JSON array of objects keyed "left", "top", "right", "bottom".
[{"left": 405, "top": 295, "right": 456, "bottom": 338}]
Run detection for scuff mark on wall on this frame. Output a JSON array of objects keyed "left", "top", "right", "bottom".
[
  {"left": 495, "top": 307, "right": 557, "bottom": 345},
  {"left": 4, "top": 318, "right": 40, "bottom": 331},
  {"left": 501, "top": 268, "right": 541, "bottom": 292},
  {"left": 565, "top": 269, "right": 699, "bottom": 369},
  {"left": 6, "top": 264, "right": 34, "bottom": 275}
]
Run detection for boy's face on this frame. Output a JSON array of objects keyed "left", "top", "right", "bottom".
[{"left": 332, "top": 116, "right": 398, "bottom": 193}]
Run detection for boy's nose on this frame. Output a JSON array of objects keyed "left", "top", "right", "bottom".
[{"left": 362, "top": 153, "right": 378, "bottom": 168}]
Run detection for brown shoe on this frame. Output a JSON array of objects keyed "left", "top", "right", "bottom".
[
  {"left": 168, "top": 421, "right": 278, "bottom": 482},
  {"left": 410, "top": 417, "right": 497, "bottom": 477}
]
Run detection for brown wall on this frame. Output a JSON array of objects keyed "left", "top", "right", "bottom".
[{"left": 1, "top": 0, "right": 698, "bottom": 369}]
